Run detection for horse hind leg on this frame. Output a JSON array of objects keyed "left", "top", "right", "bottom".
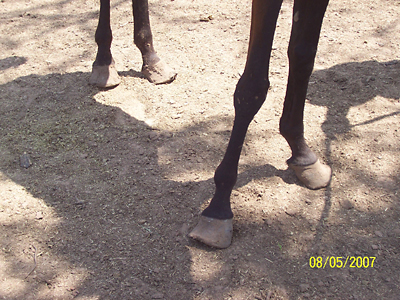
[
  {"left": 90, "top": 0, "right": 121, "bottom": 88},
  {"left": 279, "top": 0, "right": 331, "bottom": 189},
  {"left": 132, "top": 0, "right": 176, "bottom": 84}
]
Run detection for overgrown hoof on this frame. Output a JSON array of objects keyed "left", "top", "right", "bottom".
[
  {"left": 141, "top": 59, "right": 177, "bottom": 84},
  {"left": 189, "top": 216, "right": 233, "bottom": 249},
  {"left": 288, "top": 159, "right": 332, "bottom": 190},
  {"left": 90, "top": 61, "right": 121, "bottom": 88}
]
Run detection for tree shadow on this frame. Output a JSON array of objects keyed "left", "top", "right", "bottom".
[
  {"left": 0, "top": 56, "right": 27, "bottom": 71},
  {"left": 0, "top": 59, "right": 399, "bottom": 299},
  {"left": 309, "top": 60, "right": 399, "bottom": 138},
  {"left": 118, "top": 69, "right": 148, "bottom": 81},
  {"left": 306, "top": 60, "right": 400, "bottom": 255},
  {"left": 0, "top": 70, "right": 284, "bottom": 299}
]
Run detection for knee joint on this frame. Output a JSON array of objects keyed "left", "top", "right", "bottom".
[{"left": 233, "top": 76, "right": 269, "bottom": 120}]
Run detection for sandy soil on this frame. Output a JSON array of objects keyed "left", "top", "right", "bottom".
[{"left": 0, "top": 0, "right": 399, "bottom": 299}]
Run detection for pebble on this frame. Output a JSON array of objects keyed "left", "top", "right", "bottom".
[
  {"left": 371, "top": 244, "right": 379, "bottom": 250},
  {"left": 35, "top": 211, "right": 44, "bottom": 220},
  {"left": 148, "top": 132, "right": 158, "bottom": 140},
  {"left": 340, "top": 200, "right": 354, "bottom": 210},
  {"left": 285, "top": 207, "right": 298, "bottom": 216},
  {"left": 299, "top": 283, "right": 310, "bottom": 293},
  {"left": 374, "top": 230, "right": 384, "bottom": 237},
  {"left": 20, "top": 152, "right": 32, "bottom": 168}
]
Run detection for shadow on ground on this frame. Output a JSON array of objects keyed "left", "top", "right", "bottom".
[{"left": 0, "top": 59, "right": 399, "bottom": 299}]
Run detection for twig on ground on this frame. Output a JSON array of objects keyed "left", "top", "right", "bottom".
[{"left": 25, "top": 245, "right": 37, "bottom": 279}]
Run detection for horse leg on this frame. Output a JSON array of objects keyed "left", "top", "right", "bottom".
[
  {"left": 90, "top": 0, "right": 121, "bottom": 88},
  {"left": 132, "top": 0, "right": 176, "bottom": 84},
  {"left": 189, "top": 0, "right": 284, "bottom": 248},
  {"left": 279, "top": 0, "right": 331, "bottom": 189}
]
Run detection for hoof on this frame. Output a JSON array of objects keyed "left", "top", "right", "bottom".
[
  {"left": 288, "top": 159, "right": 332, "bottom": 190},
  {"left": 189, "top": 216, "right": 233, "bottom": 249},
  {"left": 141, "top": 59, "right": 177, "bottom": 84},
  {"left": 90, "top": 61, "right": 121, "bottom": 88}
]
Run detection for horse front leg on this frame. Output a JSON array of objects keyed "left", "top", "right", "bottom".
[
  {"left": 132, "top": 0, "right": 176, "bottom": 84},
  {"left": 90, "top": 0, "right": 121, "bottom": 88},
  {"left": 189, "top": 0, "right": 284, "bottom": 248},
  {"left": 279, "top": 0, "right": 331, "bottom": 189}
]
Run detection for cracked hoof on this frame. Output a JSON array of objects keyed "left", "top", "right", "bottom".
[
  {"left": 90, "top": 61, "right": 121, "bottom": 88},
  {"left": 289, "top": 159, "right": 332, "bottom": 190},
  {"left": 142, "top": 59, "right": 177, "bottom": 84},
  {"left": 189, "top": 216, "right": 233, "bottom": 249}
]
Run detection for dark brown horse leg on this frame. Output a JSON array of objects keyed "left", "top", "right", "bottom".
[
  {"left": 90, "top": 0, "right": 121, "bottom": 88},
  {"left": 279, "top": 0, "right": 331, "bottom": 189},
  {"left": 132, "top": 0, "right": 176, "bottom": 84},
  {"left": 189, "top": 0, "right": 284, "bottom": 248}
]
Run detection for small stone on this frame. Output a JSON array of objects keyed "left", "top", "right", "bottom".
[
  {"left": 285, "top": 207, "right": 298, "bottom": 216},
  {"left": 371, "top": 244, "right": 379, "bottom": 250},
  {"left": 299, "top": 284, "right": 310, "bottom": 293},
  {"left": 303, "top": 233, "right": 314, "bottom": 241},
  {"left": 148, "top": 132, "right": 158, "bottom": 140},
  {"left": 374, "top": 230, "right": 384, "bottom": 237},
  {"left": 340, "top": 200, "right": 354, "bottom": 209},
  {"left": 138, "top": 219, "right": 146, "bottom": 225},
  {"left": 200, "top": 15, "right": 213, "bottom": 22},
  {"left": 20, "top": 152, "right": 32, "bottom": 168},
  {"left": 35, "top": 212, "right": 44, "bottom": 220}
]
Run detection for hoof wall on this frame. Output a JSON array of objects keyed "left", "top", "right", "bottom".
[
  {"left": 289, "top": 159, "right": 332, "bottom": 190},
  {"left": 90, "top": 62, "right": 121, "bottom": 88},
  {"left": 189, "top": 216, "right": 233, "bottom": 249},
  {"left": 142, "top": 60, "right": 177, "bottom": 84}
]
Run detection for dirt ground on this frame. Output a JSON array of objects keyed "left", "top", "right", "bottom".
[{"left": 1, "top": 0, "right": 399, "bottom": 299}]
